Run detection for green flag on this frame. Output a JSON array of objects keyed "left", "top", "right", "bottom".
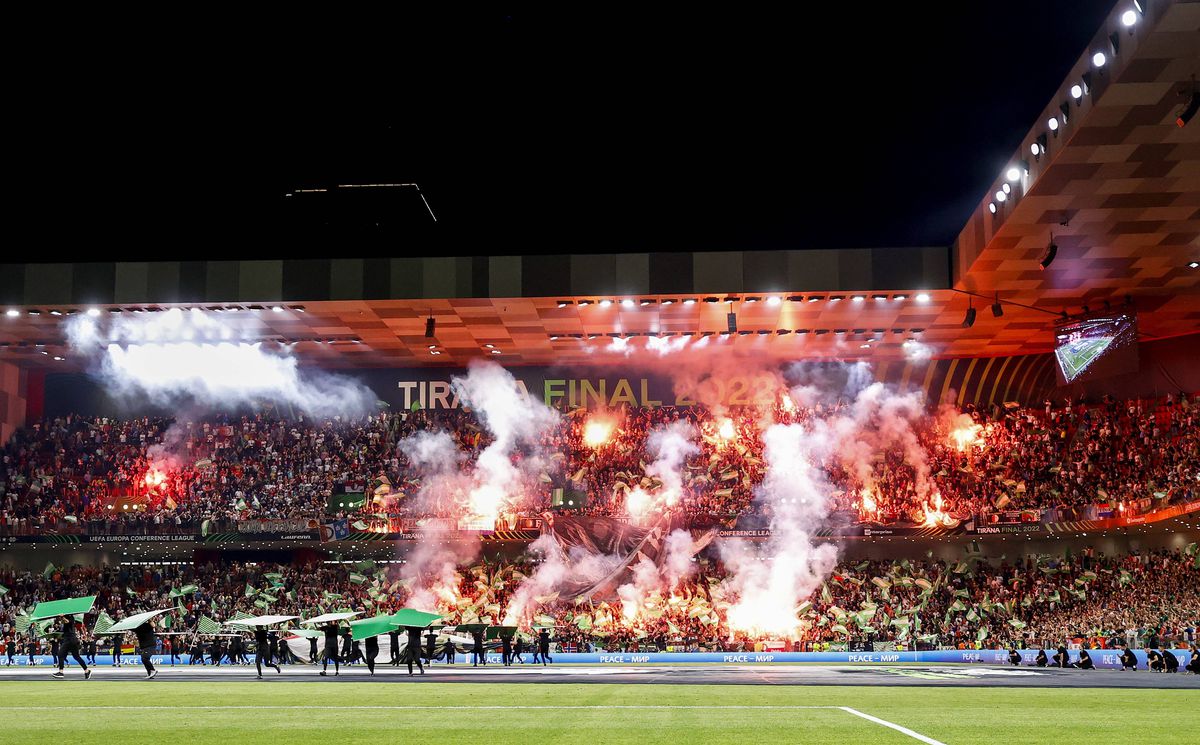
[
  {"left": 92, "top": 611, "right": 115, "bottom": 636},
  {"left": 196, "top": 615, "right": 223, "bottom": 635},
  {"left": 42, "top": 563, "right": 57, "bottom": 580},
  {"left": 245, "top": 585, "right": 258, "bottom": 597},
  {"left": 410, "top": 399, "right": 422, "bottom": 413}
]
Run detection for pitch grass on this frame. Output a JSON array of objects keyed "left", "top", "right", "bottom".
[{"left": 0, "top": 682, "right": 1196, "bottom": 745}]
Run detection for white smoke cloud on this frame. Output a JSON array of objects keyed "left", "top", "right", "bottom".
[
  {"left": 720, "top": 421, "right": 840, "bottom": 637},
  {"left": 661, "top": 529, "right": 700, "bottom": 589},
  {"left": 450, "top": 360, "right": 561, "bottom": 524},
  {"left": 644, "top": 421, "right": 699, "bottom": 507},
  {"left": 64, "top": 309, "right": 375, "bottom": 419},
  {"left": 503, "top": 534, "right": 623, "bottom": 624}
]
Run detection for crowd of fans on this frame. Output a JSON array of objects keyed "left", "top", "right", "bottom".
[
  {"left": 1, "top": 392, "right": 1196, "bottom": 535},
  {"left": 2, "top": 547, "right": 1196, "bottom": 659}
]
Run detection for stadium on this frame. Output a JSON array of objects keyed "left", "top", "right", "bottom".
[{"left": 2, "top": 3, "right": 1199, "bottom": 744}]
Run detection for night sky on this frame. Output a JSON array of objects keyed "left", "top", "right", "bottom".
[{"left": 17, "top": 2, "right": 1118, "bottom": 261}]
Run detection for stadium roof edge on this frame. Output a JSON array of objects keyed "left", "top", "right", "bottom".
[{"left": 0, "top": 246, "right": 951, "bottom": 306}]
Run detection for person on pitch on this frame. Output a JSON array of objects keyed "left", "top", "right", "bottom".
[
  {"left": 52, "top": 615, "right": 92, "bottom": 680},
  {"left": 470, "top": 627, "right": 486, "bottom": 667},
  {"left": 364, "top": 634, "right": 379, "bottom": 675},
  {"left": 537, "top": 628, "right": 553, "bottom": 666},
  {"left": 169, "top": 636, "right": 181, "bottom": 666},
  {"left": 1034, "top": 649, "right": 1048, "bottom": 667},
  {"left": 112, "top": 632, "right": 124, "bottom": 667},
  {"left": 1186, "top": 645, "right": 1200, "bottom": 674},
  {"left": 269, "top": 630, "right": 285, "bottom": 665},
  {"left": 340, "top": 627, "right": 354, "bottom": 666},
  {"left": 1162, "top": 649, "right": 1179, "bottom": 673},
  {"left": 405, "top": 627, "right": 425, "bottom": 676},
  {"left": 424, "top": 629, "right": 437, "bottom": 666},
  {"left": 1147, "top": 649, "right": 1164, "bottom": 672},
  {"left": 189, "top": 637, "right": 205, "bottom": 664},
  {"left": 1120, "top": 646, "right": 1138, "bottom": 671},
  {"left": 210, "top": 636, "right": 224, "bottom": 666},
  {"left": 86, "top": 636, "right": 98, "bottom": 665},
  {"left": 1077, "top": 649, "right": 1095, "bottom": 670},
  {"left": 440, "top": 637, "right": 457, "bottom": 665},
  {"left": 253, "top": 625, "right": 281, "bottom": 679},
  {"left": 319, "top": 622, "right": 341, "bottom": 676},
  {"left": 133, "top": 619, "right": 159, "bottom": 680},
  {"left": 388, "top": 629, "right": 401, "bottom": 666},
  {"left": 229, "top": 633, "right": 246, "bottom": 665},
  {"left": 1007, "top": 649, "right": 1021, "bottom": 666},
  {"left": 501, "top": 633, "right": 513, "bottom": 667},
  {"left": 1051, "top": 645, "right": 1074, "bottom": 668},
  {"left": 308, "top": 634, "right": 319, "bottom": 665},
  {"left": 512, "top": 635, "right": 526, "bottom": 665}
]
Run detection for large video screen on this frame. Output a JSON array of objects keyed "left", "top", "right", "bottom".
[{"left": 1053, "top": 312, "right": 1139, "bottom": 385}]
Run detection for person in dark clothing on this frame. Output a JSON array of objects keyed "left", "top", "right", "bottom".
[
  {"left": 1120, "top": 647, "right": 1138, "bottom": 671},
  {"left": 168, "top": 636, "right": 181, "bottom": 666},
  {"left": 513, "top": 636, "right": 526, "bottom": 665},
  {"left": 112, "top": 633, "right": 124, "bottom": 667},
  {"left": 405, "top": 627, "right": 425, "bottom": 676},
  {"left": 1147, "top": 649, "right": 1164, "bottom": 672},
  {"left": 1034, "top": 649, "right": 1048, "bottom": 667},
  {"left": 210, "top": 637, "right": 224, "bottom": 666},
  {"left": 471, "top": 628, "right": 486, "bottom": 667},
  {"left": 388, "top": 630, "right": 401, "bottom": 666},
  {"left": 1078, "top": 649, "right": 1094, "bottom": 670},
  {"left": 1008, "top": 649, "right": 1021, "bottom": 666},
  {"left": 86, "top": 638, "right": 97, "bottom": 665},
  {"left": 133, "top": 621, "right": 158, "bottom": 679},
  {"left": 268, "top": 631, "right": 283, "bottom": 665},
  {"left": 424, "top": 630, "right": 437, "bottom": 665},
  {"left": 537, "top": 629, "right": 552, "bottom": 666},
  {"left": 1052, "top": 646, "right": 1074, "bottom": 668},
  {"left": 1162, "top": 649, "right": 1179, "bottom": 673},
  {"left": 364, "top": 635, "right": 379, "bottom": 675},
  {"left": 340, "top": 629, "right": 354, "bottom": 665},
  {"left": 308, "top": 635, "right": 319, "bottom": 665},
  {"left": 440, "top": 638, "right": 456, "bottom": 665},
  {"left": 501, "top": 634, "right": 513, "bottom": 666},
  {"left": 52, "top": 617, "right": 92, "bottom": 680},
  {"left": 190, "top": 639, "right": 206, "bottom": 664},
  {"left": 253, "top": 626, "right": 280, "bottom": 679},
  {"left": 229, "top": 635, "right": 246, "bottom": 665},
  {"left": 319, "top": 623, "right": 340, "bottom": 676},
  {"left": 1186, "top": 646, "right": 1200, "bottom": 674}
]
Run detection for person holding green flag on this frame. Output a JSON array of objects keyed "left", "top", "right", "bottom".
[
  {"left": 253, "top": 625, "right": 281, "bottom": 679},
  {"left": 52, "top": 616, "right": 92, "bottom": 680},
  {"left": 319, "top": 622, "right": 341, "bottom": 677},
  {"left": 404, "top": 626, "right": 425, "bottom": 676},
  {"left": 133, "top": 620, "right": 159, "bottom": 680}
]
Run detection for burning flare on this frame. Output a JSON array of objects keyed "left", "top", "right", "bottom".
[{"left": 583, "top": 417, "right": 615, "bottom": 448}]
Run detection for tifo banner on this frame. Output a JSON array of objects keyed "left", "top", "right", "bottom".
[{"left": 545, "top": 513, "right": 715, "bottom": 601}]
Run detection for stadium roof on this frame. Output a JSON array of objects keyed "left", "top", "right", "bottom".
[{"left": 1, "top": 0, "right": 1196, "bottom": 370}]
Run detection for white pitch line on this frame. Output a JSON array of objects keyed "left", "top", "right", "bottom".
[
  {"left": 0, "top": 705, "right": 842, "bottom": 711},
  {"left": 839, "top": 707, "right": 948, "bottom": 745}
]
